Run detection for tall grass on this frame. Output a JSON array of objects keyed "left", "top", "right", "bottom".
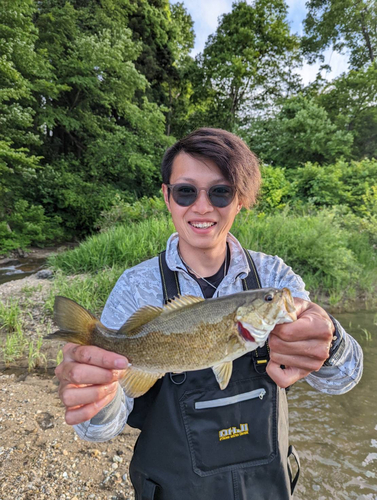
[
  {"left": 49, "top": 216, "right": 174, "bottom": 274},
  {"left": 47, "top": 207, "right": 377, "bottom": 307},
  {"left": 232, "top": 209, "right": 364, "bottom": 294}
]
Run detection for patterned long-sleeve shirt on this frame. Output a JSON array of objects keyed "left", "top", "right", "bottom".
[{"left": 74, "top": 232, "right": 363, "bottom": 442}]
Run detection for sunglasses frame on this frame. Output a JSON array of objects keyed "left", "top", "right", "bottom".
[{"left": 166, "top": 183, "right": 236, "bottom": 208}]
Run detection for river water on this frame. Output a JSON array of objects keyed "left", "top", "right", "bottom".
[
  {"left": 0, "top": 257, "right": 46, "bottom": 285},
  {"left": 290, "top": 311, "right": 377, "bottom": 500}
]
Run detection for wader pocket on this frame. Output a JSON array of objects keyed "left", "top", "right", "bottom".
[
  {"left": 180, "top": 376, "right": 277, "bottom": 477},
  {"left": 141, "top": 478, "right": 159, "bottom": 500}
]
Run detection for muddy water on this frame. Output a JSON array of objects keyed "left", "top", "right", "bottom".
[
  {"left": 291, "top": 311, "right": 377, "bottom": 500},
  {"left": 0, "top": 257, "right": 46, "bottom": 285}
]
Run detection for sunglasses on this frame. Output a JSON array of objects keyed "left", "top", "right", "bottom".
[{"left": 166, "top": 183, "right": 236, "bottom": 208}]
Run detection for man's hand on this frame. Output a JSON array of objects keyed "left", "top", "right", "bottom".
[
  {"left": 267, "top": 298, "right": 335, "bottom": 388},
  {"left": 55, "top": 343, "right": 129, "bottom": 425}
]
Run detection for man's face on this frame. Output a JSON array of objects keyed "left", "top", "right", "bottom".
[{"left": 162, "top": 153, "right": 241, "bottom": 254}]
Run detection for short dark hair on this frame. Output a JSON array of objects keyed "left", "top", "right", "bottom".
[{"left": 161, "top": 128, "right": 261, "bottom": 208}]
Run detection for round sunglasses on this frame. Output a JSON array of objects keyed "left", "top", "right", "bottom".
[{"left": 166, "top": 183, "right": 236, "bottom": 208}]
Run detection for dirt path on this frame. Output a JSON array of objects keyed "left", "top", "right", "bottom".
[{"left": 0, "top": 276, "right": 140, "bottom": 500}]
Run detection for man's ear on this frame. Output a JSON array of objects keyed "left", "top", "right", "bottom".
[
  {"left": 162, "top": 184, "right": 171, "bottom": 212},
  {"left": 237, "top": 204, "right": 242, "bottom": 213}
]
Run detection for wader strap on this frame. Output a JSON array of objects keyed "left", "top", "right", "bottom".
[
  {"left": 159, "top": 251, "right": 181, "bottom": 304},
  {"left": 287, "top": 445, "right": 300, "bottom": 494},
  {"left": 241, "top": 249, "right": 269, "bottom": 370},
  {"left": 242, "top": 248, "right": 262, "bottom": 290}
]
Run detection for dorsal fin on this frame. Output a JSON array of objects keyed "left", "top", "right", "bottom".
[
  {"left": 118, "top": 305, "right": 164, "bottom": 336},
  {"left": 162, "top": 295, "right": 204, "bottom": 313},
  {"left": 118, "top": 295, "right": 205, "bottom": 337}
]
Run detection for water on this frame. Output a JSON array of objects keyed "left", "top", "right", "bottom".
[
  {"left": 290, "top": 311, "right": 377, "bottom": 500},
  {"left": 0, "top": 257, "right": 46, "bottom": 285}
]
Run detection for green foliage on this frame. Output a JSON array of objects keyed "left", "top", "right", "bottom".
[
  {"left": 233, "top": 209, "right": 364, "bottom": 294},
  {"left": 48, "top": 204, "right": 377, "bottom": 304},
  {"left": 257, "top": 158, "right": 377, "bottom": 218},
  {"left": 96, "top": 194, "right": 168, "bottom": 232},
  {"left": 248, "top": 95, "right": 354, "bottom": 167},
  {"left": 0, "top": 200, "right": 63, "bottom": 253},
  {"left": 316, "top": 63, "right": 377, "bottom": 160},
  {"left": 48, "top": 217, "right": 175, "bottom": 274},
  {"left": 189, "top": 0, "right": 301, "bottom": 130},
  {"left": 257, "top": 165, "right": 293, "bottom": 211},
  {"left": 44, "top": 268, "right": 125, "bottom": 316},
  {"left": 303, "top": 0, "right": 377, "bottom": 69}
]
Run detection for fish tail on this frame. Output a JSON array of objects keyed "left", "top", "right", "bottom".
[{"left": 45, "top": 296, "right": 99, "bottom": 345}]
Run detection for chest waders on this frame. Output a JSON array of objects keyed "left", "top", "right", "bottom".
[{"left": 128, "top": 250, "right": 300, "bottom": 500}]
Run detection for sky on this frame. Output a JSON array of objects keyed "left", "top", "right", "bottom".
[{"left": 172, "top": 0, "right": 349, "bottom": 85}]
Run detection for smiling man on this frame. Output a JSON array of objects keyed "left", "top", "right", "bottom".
[{"left": 55, "top": 128, "right": 363, "bottom": 500}]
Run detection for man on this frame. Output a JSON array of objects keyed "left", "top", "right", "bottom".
[{"left": 55, "top": 128, "right": 363, "bottom": 499}]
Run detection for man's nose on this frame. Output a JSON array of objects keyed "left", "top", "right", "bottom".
[{"left": 192, "top": 188, "right": 214, "bottom": 213}]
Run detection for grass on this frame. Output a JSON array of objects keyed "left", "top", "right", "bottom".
[
  {"left": 49, "top": 216, "right": 174, "bottom": 274},
  {"left": 46, "top": 207, "right": 377, "bottom": 310},
  {"left": 28, "top": 333, "right": 47, "bottom": 371},
  {"left": 0, "top": 299, "right": 23, "bottom": 334}
]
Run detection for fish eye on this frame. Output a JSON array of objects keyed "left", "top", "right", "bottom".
[{"left": 264, "top": 293, "right": 274, "bottom": 302}]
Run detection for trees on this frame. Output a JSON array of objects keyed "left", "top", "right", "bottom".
[
  {"left": 189, "top": 0, "right": 300, "bottom": 131},
  {"left": 303, "top": 0, "right": 377, "bottom": 69},
  {"left": 32, "top": 0, "right": 172, "bottom": 234},
  {"left": 247, "top": 95, "right": 354, "bottom": 167},
  {"left": 0, "top": 0, "right": 64, "bottom": 250}
]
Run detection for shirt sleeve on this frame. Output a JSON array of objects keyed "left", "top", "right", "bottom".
[
  {"left": 255, "top": 252, "right": 364, "bottom": 395},
  {"left": 73, "top": 271, "right": 137, "bottom": 442}
]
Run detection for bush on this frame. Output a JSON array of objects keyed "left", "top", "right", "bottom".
[
  {"left": 0, "top": 200, "right": 63, "bottom": 253},
  {"left": 96, "top": 194, "right": 168, "bottom": 232}
]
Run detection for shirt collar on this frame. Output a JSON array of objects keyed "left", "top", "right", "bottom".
[{"left": 165, "top": 232, "right": 250, "bottom": 282}]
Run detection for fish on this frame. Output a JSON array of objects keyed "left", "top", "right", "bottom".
[{"left": 47, "top": 288, "right": 297, "bottom": 398}]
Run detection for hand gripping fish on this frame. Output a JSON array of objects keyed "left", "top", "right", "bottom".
[{"left": 47, "top": 288, "right": 297, "bottom": 398}]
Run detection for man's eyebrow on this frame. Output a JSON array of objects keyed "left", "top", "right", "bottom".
[{"left": 175, "top": 177, "right": 228, "bottom": 183}]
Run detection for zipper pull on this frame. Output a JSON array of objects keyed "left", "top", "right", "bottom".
[{"left": 259, "top": 389, "right": 266, "bottom": 400}]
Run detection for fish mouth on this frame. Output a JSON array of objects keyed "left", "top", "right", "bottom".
[
  {"left": 237, "top": 321, "right": 256, "bottom": 342},
  {"left": 282, "top": 288, "right": 297, "bottom": 322}
]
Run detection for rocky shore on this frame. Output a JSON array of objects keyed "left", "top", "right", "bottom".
[{"left": 0, "top": 276, "right": 139, "bottom": 500}]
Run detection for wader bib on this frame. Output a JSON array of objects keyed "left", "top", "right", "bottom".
[{"left": 128, "top": 249, "right": 300, "bottom": 500}]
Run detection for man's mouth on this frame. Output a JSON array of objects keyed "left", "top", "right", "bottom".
[{"left": 189, "top": 221, "right": 216, "bottom": 229}]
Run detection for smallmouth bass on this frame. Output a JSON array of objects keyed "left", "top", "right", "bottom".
[{"left": 47, "top": 288, "right": 296, "bottom": 398}]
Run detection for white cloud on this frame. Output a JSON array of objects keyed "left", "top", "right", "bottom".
[{"left": 297, "top": 50, "right": 349, "bottom": 85}]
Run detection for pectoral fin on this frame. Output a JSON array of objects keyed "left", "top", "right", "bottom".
[
  {"left": 119, "top": 366, "right": 164, "bottom": 398},
  {"left": 212, "top": 361, "right": 233, "bottom": 390}
]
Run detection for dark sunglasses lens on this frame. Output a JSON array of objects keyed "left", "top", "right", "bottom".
[
  {"left": 172, "top": 184, "right": 197, "bottom": 206},
  {"left": 209, "top": 185, "right": 235, "bottom": 207}
]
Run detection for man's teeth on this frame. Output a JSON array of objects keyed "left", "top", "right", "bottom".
[{"left": 190, "top": 222, "right": 216, "bottom": 228}]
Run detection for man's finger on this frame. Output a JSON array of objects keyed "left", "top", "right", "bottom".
[
  {"left": 268, "top": 335, "right": 331, "bottom": 358},
  {"left": 269, "top": 351, "right": 327, "bottom": 372},
  {"left": 67, "top": 344, "right": 129, "bottom": 369},
  {"left": 60, "top": 361, "right": 124, "bottom": 385},
  {"left": 271, "top": 314, "right": 333, "bottom": 342},
  {"left": 65, "top": 394, "right": 116, "bottom": 425},
  {"left": 267, "top": 361, "right": 310, "bottom": 389},
  {"left": 60, "top": 381, "right": 118, "bottom": 408}
]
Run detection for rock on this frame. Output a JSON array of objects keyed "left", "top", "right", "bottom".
[{"left": 36, "top": 269, "right": 54, "bottom": 279}]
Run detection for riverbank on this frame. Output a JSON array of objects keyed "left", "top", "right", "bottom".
[{"left": 0, "top": 275, "right": 139, "bottom": 500}]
